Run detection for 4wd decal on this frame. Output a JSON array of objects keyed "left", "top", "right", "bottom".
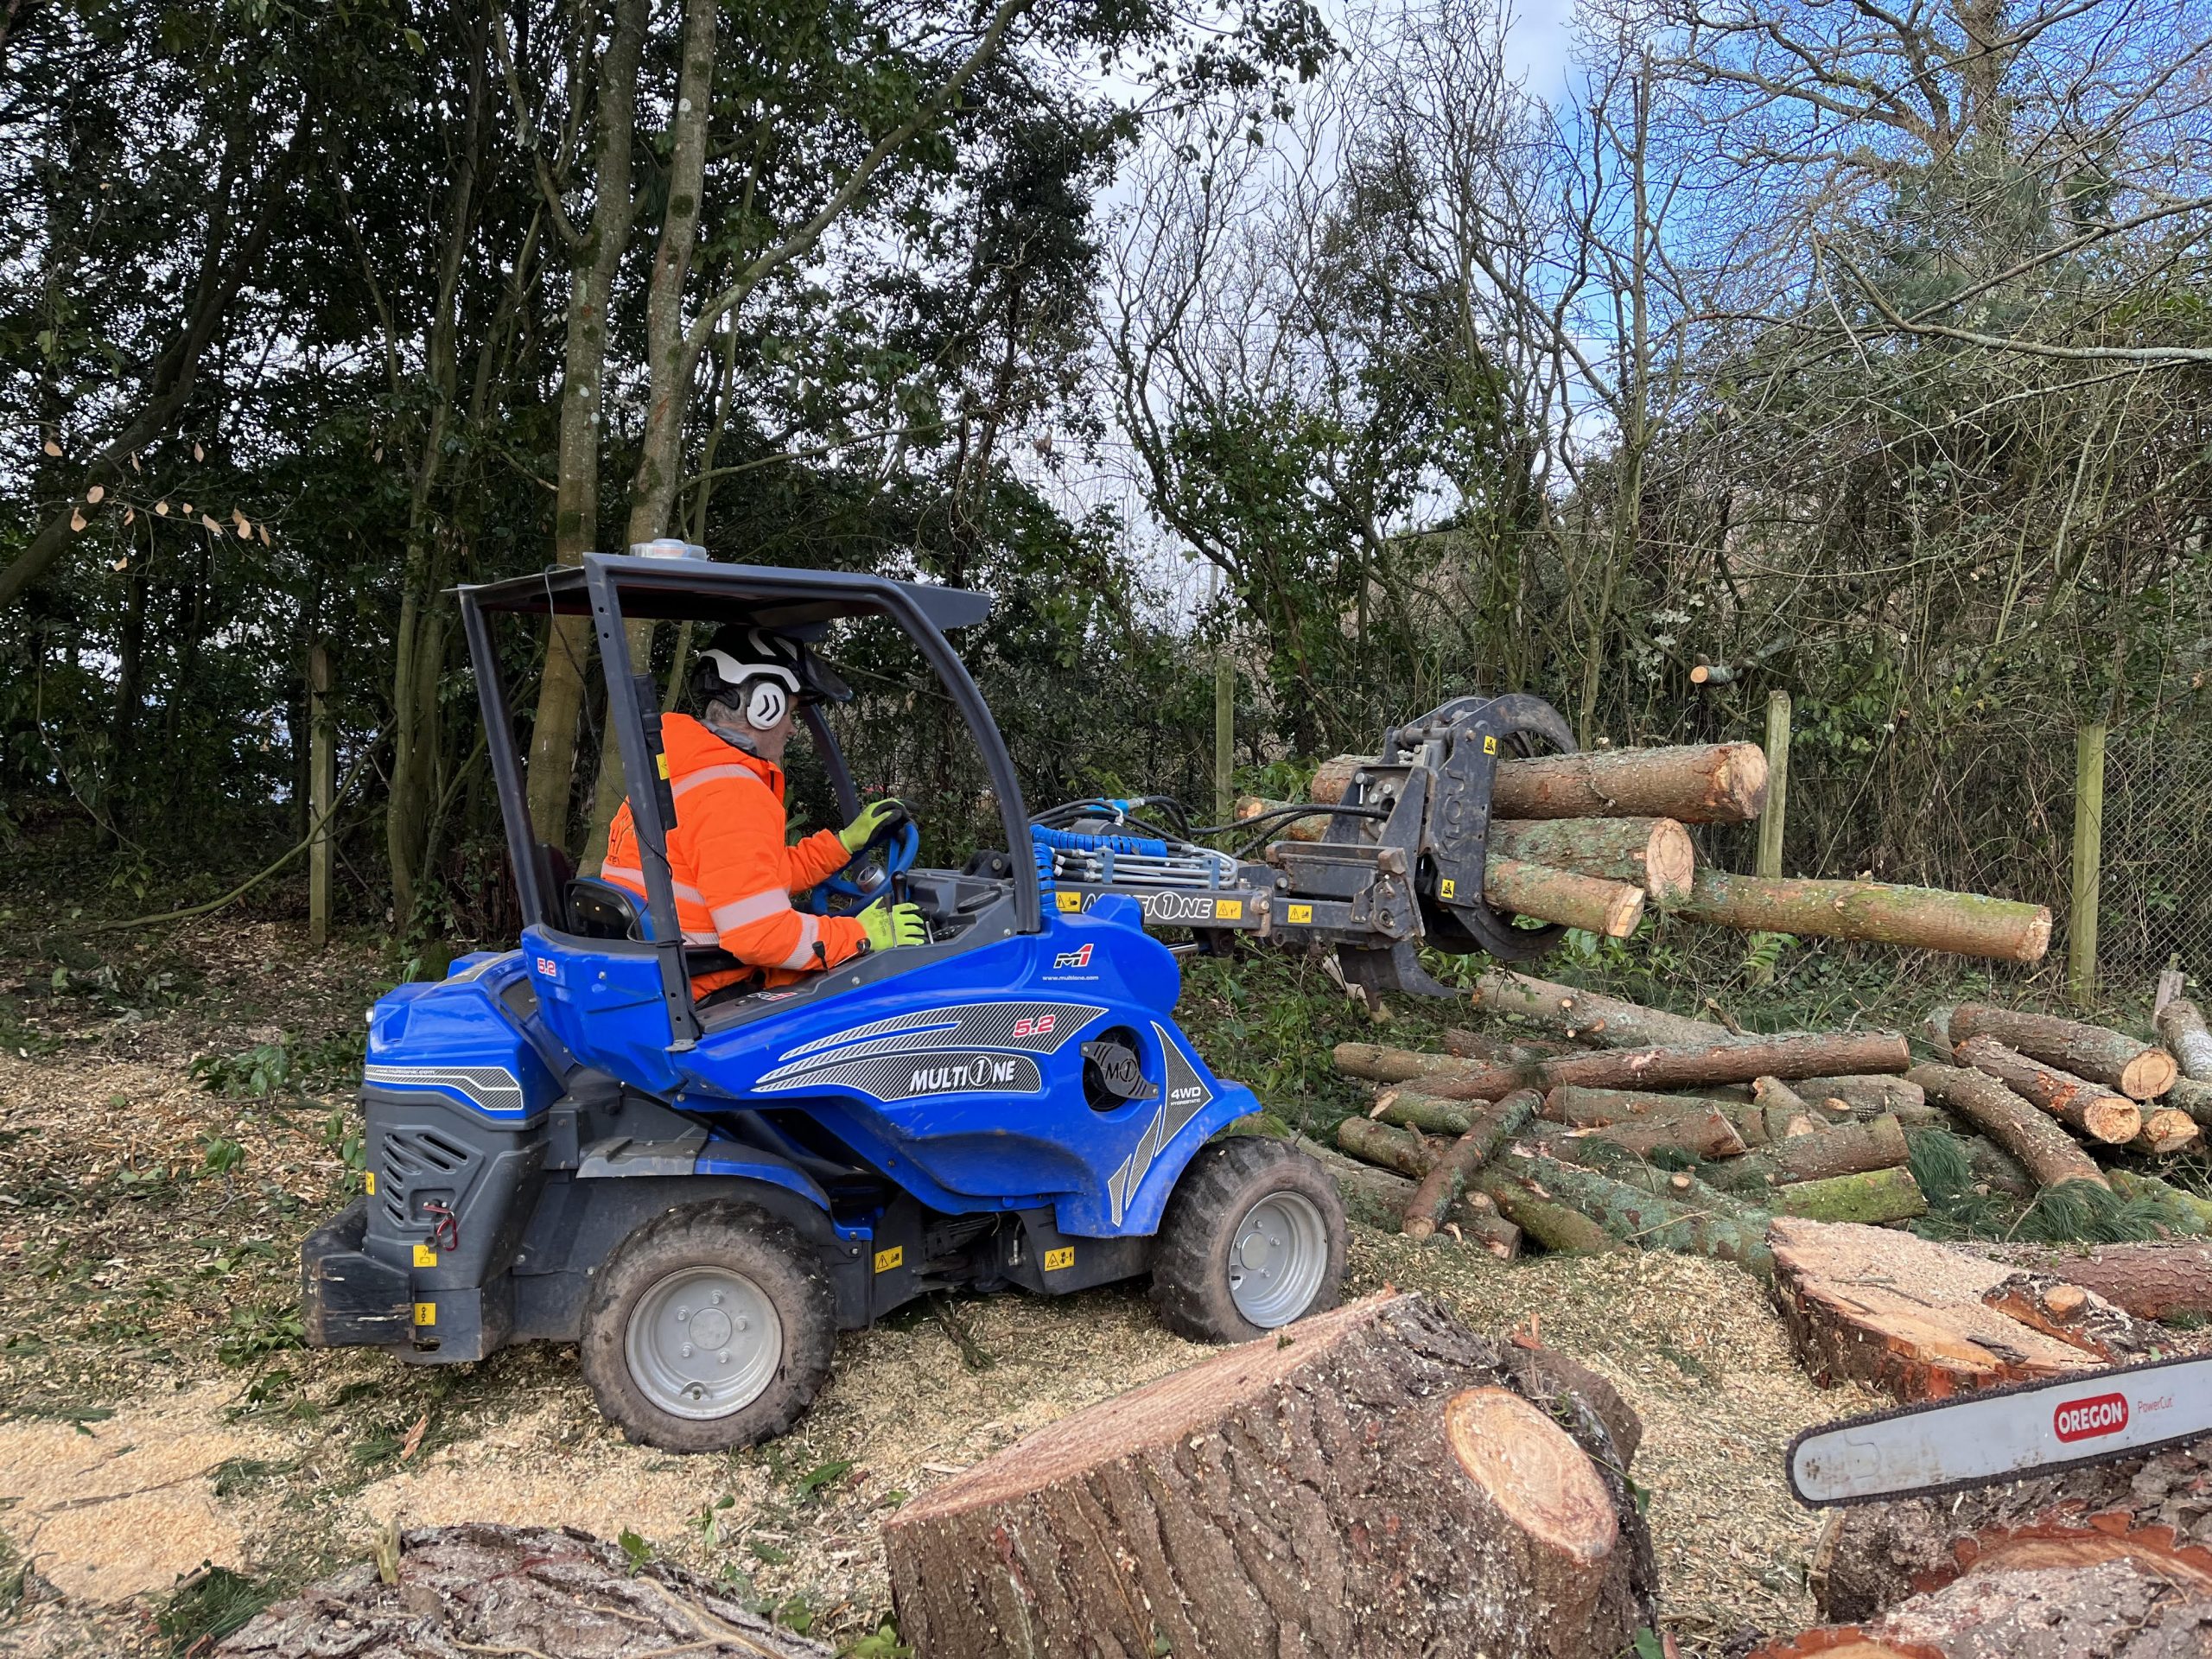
[{"left": 1104, "top": 1024, "right": 1216, "bottom": 1222}]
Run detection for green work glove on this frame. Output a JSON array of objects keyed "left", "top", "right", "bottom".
[
  {"left": 837, "top": 797, "right": 910, "bottom": 854},
  {"left": 858, "top": 897, "right": 928, "bottom": 952}
]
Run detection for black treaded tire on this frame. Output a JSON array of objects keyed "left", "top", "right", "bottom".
[
  {"left": 1149, "top": 1136, "right": 1348, "bottom": 1343},
  {"left": 578, "top": 1200, "right": 836, "bottom": 1452}
]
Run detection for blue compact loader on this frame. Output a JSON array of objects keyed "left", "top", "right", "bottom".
[{"left": 301, "top": 552, "right": 1580, "bottom": 1450}]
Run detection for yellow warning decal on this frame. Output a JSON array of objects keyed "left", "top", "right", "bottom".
[
  {"left": 1483, "top": 734, "right": 1498, "bottom": 754},
  {"left": 1287, "top": 903, "right": 1313, "bottom": 925},
  {"left": 1215, "top": 899, "right": 1243, "bottom": 920},
  {"left": 656, "top": 752, "right": 671, "bottom": 779},
  {"left": 412, "top": 1243, "right": 438, "bottom": 1268},
  {"left": 874, "top": 1246, "right": 904, "bottom": 1273},
  {"left": 1440, "top": 877, "right": 1458, "bottom": 900},
  {"left": 1043, "top": 1246, "right": 1076, "bottom": 1271},
  {"left": 363, "top": 1171, "right": 377, "bottom": 1194},
  {"left": 413, "top": 1302, "right": 436, "bottom": 1326},
  {"left": 1055, "top": 890, "right": 1082, "bottom": 912}
]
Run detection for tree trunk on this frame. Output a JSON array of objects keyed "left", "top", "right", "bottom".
[
  {"left": 1770, "top": 1166, "right": 1927, "bottom": 1224},
  {"left": 1678, "top": 872, "right": 2051, "bottom": 963},
  {"left": 1404, "top": 1091, "right": 1539, "bottom": 1240},
  {"left": 1313, "top": 743, "right": 1768, "bottom": 823},
  {"left": 2167, "top": 1076, "right": 2212, "bottom": 1128},
  {"left": 1536, "top": 1134, "right": 1768, "bottom": 1223},
  {"left": 1416, "top": 1030, "right": 1912, "bottom": 1104},
  {"left": 1334, "top": 1041, "right": 1485, "bottom": 1085},
  {"left": 1575, "top": 1107, "right": 1745, "bottom": 1159},
  {"left": 1476, "top": 1168, "right": 1620, "bottom": 1254},
  {"left": 2133, "top": 1108, "right": 2201, "bottom": 1156},
  {"left": 1769, "top": 1217, "right": 2133, "bottom": 1402},
  {"left": 1951, "top": 1036, "right": 2141, "bottom": 1144},
  {"left": 1707, "top": 1115, "right": 1911, "bottom": 1192},
  {"left": 1754, "top": 1075, "right": 1814, "bottom": 1118},
  {"left": 2158, "top": 999, "right": 2212, "bottom": 1082},
  {"left": 1282, "top": 1133, "right": 1418, "bottom": 1229},
  {"left": 1371, "top": 1088, "right": 1479, "bottom": 1135},
  {"left": 524, "top": 0, "right": 648, "bottom": 849},
  {"left": 1794, "top": 1075, "right": 1929, "bottom": 1119},
  {"left": 1500, "top": 1154, "right": 1773, "bottom": 1274},
  {"left": 1489, "top": 817, "right": 1695, "bottom": 906},
  {"left": 1442, "top": 1027, "right": 1572, "bottom": 1063},
  {"left": 882, "top": 1295, "right": 1658, "bottom": 1659},
  {"left": 1542, "top": 1084, "right": 1751, "bottom": 1129},
  {"left": 1907, "top": 1063, "right": 2110, "bottom": 1190},
  {"left": 1485, "top": 856, "right": 1645, "bottom": 938},
  {"left": 1471, "top": 969, "right": 1723, "bottom": 1048},
  {"left": 1337, "top": 1116, "right": 1437, "bottom": 1179},
  {"left": 1948, "top": 1004, "right": 2177, "bottom": 1100},
  {"left": 217, "top": 1524, "right": 830, "bottom": 1656},
  {"left": 1955, "top": 1241, "right": 2212, "bottom": 1321}
]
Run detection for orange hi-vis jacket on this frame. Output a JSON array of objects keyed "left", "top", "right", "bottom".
[{"left": 601, "top": 713, "right": 868, "bottom": 998}]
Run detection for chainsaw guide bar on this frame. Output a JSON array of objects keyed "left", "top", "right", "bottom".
[{"left": 1787, "top": 1348, "right": 2212, "bottom": 1507}]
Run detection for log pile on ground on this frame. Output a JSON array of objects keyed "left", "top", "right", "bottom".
[
  {"left": 1312, "top": 971, "right": 2209, "bottom": 1266},
  {"left": 216, "top": 1523, "right": 834, "bottom": 1657},
  {"left": 882, "top": 1293, "right": 1657, "bottom": 1659},
  {"left": 1239, "top": 740, "right": 2052, "bottom": 959}
]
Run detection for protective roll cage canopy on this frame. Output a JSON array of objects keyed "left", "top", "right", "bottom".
[{"left": 458, "top": 555, "right": 1038, "bottom": 1042}]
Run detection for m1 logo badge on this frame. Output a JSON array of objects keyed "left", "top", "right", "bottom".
[
  {"left": 2054, "top": 1391, "right": 2130, "bottom": 1442},
  {"left": 1053, "top": 944, "right": 1094, "bottom": 969}
]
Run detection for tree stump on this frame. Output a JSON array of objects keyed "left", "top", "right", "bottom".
[
  {"left": 1769, "top": 1218, "right": 2152, "bottom": 1402},
  {"left": 882, "top": 1294, "right": 1657, "bottom": 1659},
  {"left": 216, "top": 1523, "right": 832, "bottom": 1656}
]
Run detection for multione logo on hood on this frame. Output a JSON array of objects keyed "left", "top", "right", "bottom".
[
  {"left": 907, "top": 1052, "right": 1025, "bottom": 1094},
  {"left": 1052, "top": 944, "right": 1094, "bottom": 969},
  {"left": 2053, "top": 1391, "right": 2129, "bottom": 1443}
]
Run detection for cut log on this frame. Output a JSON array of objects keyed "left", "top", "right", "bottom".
[
  {"left": 1952, "top": 1035, "right": 2143, "bottom": 1145},
  {"left": 1284, "top": 1132, "right": 1419, "bottom": 1228},
  {"left": 1442, "top": 1027, "right": 1572, "bottom": 1063},
  {"left": 1336, "top": 1041, "right": 1486, "bottom": 1084},
  {"left": 1477, "top": 1168, "right": 1619, "bottom": 1254},
  {"left": 1707, "top": 1115, "right": 1912, "bottom": 1192},
  {"left": 2158, "top": 998, "right": 2212, "bottom": 1082},
  {"left": 1578, "top": 1107, "right": 1746, "bottom": 1160},
  {"left": 2168, "top": 1075, "right": 2212, "bottom": 1127},
  {"left": 215, "top": 1524, "right": 833, "bottom": 1658},
  {"left": 1485, "top": 856, "right": 1646, "bottom": 938},
  {"left": 2109, "top": 1169, "right": 2212, "bottom": 1233},
  {"left": 1471, "top": 969, "right": 1723, "bottom": 1049},
  {"left": 881, "top": 1294, "right": 1658, "bottom": 1659},
  {"left": 1678, "top": 871, "right": 2052, "bottom": 964},
  {"left": 1948, "top": 1003, "right": 2177, "bottom": 1100},
  {"left": 2133, "top": 1107, "right": 2201, "bottom": 1156},
  {"left": 1500, "top": 1153, "right": 1773, "bottom": 1274},
  {"left": 1371, "top": 1087, "right": 1478, "bottom": 1136},
  {"left": 1960, "top": 1241, "right": 2212, "bottom": 1321},
  {"left": 1338, "top": 1116, "right": 1438, "bottom": 1179},
  {"left": 1770, "top": 1166, "right": 1928, "bottom": 1224},
  {"left": 1796, "top": 1075, "right": 1930, "bottom": 1119},
  {"left": 1907, "top": 1062, "right": 2109, "bottom": 1191},
  {"left": 1539, "top": 1134, "right": 1768, "bottom": 1224},
  {"left": 1310, "top": 742, "right": 1768, "bottom": 823},
  {"left": 1458, "top": 1210, "right": 1524, "bottom": 1259},
  {"left": 1755, "top": 1555, "right": 2212, "bottom": 1659},
  {"left": 1536, "top": 1084, "right": 1758, "bottom": 1140},
  {"left": 1768, "top": 1217, "right": 2136, "bottom": 1401},
  {"left": 1489, "top": 817, "right": 1695, "bottom": 907},
  {"left": 1403, "top": 1090, "right": 1540, "bottom": 1241},
  {"left": 1416, "top": 1029, "right": 1914, "bottom": 1103},
  {"left": 1755, "top": 1075, "right": 1814, "bottom": 1117}
]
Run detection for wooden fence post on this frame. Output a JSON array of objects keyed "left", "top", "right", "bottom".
[
  {"left": 1758, "top": 690, "right": 1790, "bottom": 879},
  {"left": 2070, "top": 721, "right": 2107, "bottom": 1007},
  {"left": 1213, "top": 652, "right": 1234, "bottom": 824},
  {"left": 308, "top": 645, "right": 334, "bottom": 950}
]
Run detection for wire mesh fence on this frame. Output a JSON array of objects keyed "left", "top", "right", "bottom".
[{"left": 2098, "top": 707, "right": 2212, "bottom": 992}]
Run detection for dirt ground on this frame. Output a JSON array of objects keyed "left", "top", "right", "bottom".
[{"left": 0, "top": 917, "right": 1872, "bottom": 1656}]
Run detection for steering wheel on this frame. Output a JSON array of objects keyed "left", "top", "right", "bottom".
[{"left": 806, "top": 817, "right": 920, "bottom": 917}]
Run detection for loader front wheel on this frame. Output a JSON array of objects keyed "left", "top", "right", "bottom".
[
  {"left": 579, "top": 1201, "right": 835, "bottom": 1452},
  {"left": 1150, "top": 1137, "right": 1347, "bottom": 1343}
]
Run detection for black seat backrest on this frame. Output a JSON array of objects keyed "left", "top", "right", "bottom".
[
  {"left": 535, "top": 842, "right": 577, "bottom": 930},
  {"left": 567, "top": 875, "right": 645, "bottom": 940}
]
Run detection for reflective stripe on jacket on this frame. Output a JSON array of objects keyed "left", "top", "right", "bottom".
[{"left": 600, "top": 713, "right": 867, "bottom": 996}]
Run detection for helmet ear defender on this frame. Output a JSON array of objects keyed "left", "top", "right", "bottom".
[{"left": 744, "top": 678, "right": 789, "bottom": 730}]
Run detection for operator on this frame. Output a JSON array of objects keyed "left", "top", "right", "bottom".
[{"left": 599, "top": 625, "right": 925, "bottom": 1000}]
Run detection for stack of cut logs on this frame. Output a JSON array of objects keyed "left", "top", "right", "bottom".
[
  {"left": 1239, "top": 740, "right": 2055, "bottom": 961},
  {"left": 1300, "top": 971, "right": 2212, "bottom": 1267}
]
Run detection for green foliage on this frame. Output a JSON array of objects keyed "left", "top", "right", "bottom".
[
  {"left": 2014, "top": 1179, "right": 2188, "bottom": 1246},
  {"left": 157, "top": 1567, "right": 275, "bottom": 1656},
  {"left": 215, "top": 1305, "right": 304, "bottom": 1366},
  {"left": 617, "top": 1529, "right": 652, "bottom": 1574}
]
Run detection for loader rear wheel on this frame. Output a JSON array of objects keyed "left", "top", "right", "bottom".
[
  {"left": 1150, "top": 1137, "right": 1347, "bottom": 1343},
  {"left": 579, "top": 1201, "right": 835, "bottom": 1452}
]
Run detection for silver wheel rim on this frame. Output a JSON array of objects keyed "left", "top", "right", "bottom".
[
  {"left": 1227, "top": 1190, "right": 1329, "bottom": 1326},
  {"left": 624, "top": 1266, "right": 782, "bottom": 1421}
]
